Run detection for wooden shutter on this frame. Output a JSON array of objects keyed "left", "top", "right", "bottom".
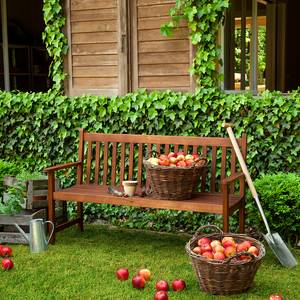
[
  {"left": 64, "top": 0, "right": 128, "bottom": 96},
  {"left": 130, "top": 0, "right": 194, "bottom": 92}
]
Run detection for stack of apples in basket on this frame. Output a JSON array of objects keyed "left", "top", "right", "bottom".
[{"left": 147, "top": 152, "right": 205, "bottom": 168}]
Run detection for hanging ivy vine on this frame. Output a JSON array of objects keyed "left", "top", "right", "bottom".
[
  {"left": 161, "top": 0, "right": 229, "bottom": 88},
  {"left": 42, "top": 0, "right": 68, "bottom": 92}
]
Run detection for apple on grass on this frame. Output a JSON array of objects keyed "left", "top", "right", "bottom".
[
  {"left": 138, "top": 268, "right": 151, "bottom": 281},
  {"left": 0, "top": 246, "right": 13, "bottom": 257},
  {"left": 1, "top": 258, "right": 14, "bottom": 270},
  {"left": 116, "top": 268, "right": 129, "bottom": 281},
  {"left": 154, "top": 291, "right": 168, "bottom": 300},
  {"left": 269, "top": 294, "right": 284, "bottom": 300},
  {"left": 132, "top": 275, "right": 146, "bottom": 289},
  {"left": 172, "top": 279, "right": 186, "bottom": 291},
  {"left": 155, "top": 280, "right": 169, "bottom": 292}
]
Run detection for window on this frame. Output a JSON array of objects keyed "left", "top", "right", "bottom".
[{"left": 223, "top": 0, "right": 300, "bottom": 93}]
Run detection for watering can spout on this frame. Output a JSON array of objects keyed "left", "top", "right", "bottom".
[{"left": 14, "top": 223, "right": 30, "bottom": 243}]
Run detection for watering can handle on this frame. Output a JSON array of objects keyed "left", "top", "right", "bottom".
[{"left": 44, "top": 221, "right": 55, "bottom": 245}]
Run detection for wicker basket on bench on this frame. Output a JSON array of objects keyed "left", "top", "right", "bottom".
[{"left": 143, "top": 158, "right": 207, "bottom": 200}]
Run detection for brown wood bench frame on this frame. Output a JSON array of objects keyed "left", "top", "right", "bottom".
[{"left": 45, "top": 129, "right": 247, "bottom": 243}]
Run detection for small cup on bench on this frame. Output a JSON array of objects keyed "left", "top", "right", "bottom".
[{"left": 122, "top": 180, "right": 138, "bottom": 197}]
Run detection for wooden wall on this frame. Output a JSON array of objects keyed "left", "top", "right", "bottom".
[
  {"left": 132, "top": 0, "right": 193, "bottom": 92},
  {"left": 64, "top": 0, "right": 193, "bottom": 96}
]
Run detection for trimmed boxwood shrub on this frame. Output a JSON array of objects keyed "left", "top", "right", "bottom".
[{"left": 245, "top": 173, "right": 300, "bottom": 246}]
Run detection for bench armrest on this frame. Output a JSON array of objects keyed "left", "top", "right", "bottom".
[
  {"left": 44, "top": 161, "right": 82, "bottom": 173},
  {"left": 221, "top": 172, "right": 245, "bottom": 185}
]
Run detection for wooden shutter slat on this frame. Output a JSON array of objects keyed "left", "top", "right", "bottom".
[
  {"left": 103, "top": 142, "right": 108, "bottom": 184},
  {"left": 210, "top": 146, "right": 217, "bottom": 192},
  {"left": 120, "top": 143, "right": 125, "bottom": 183},
  {"left": 86, "top": 141, "right": 93, "bottom": 184},
  {"left": 128, "top": 143, "right": 134, "bottom": 180},
  {"left": 201, "top": 146, "right": 207, "bottom": 192},
  {"left": 111, "top": 142, "right": 117, "bottom": 185},
  {"left": 137, "top": 143, "right": 143, "bottom": 187},
  {"left": 94, "top": 142, "right": 100, "bottom": 184}
]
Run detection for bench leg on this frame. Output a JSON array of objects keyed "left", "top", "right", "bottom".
[
  {"left": 239, "top": 199, "right": 245, "bottom": 233},
  {"left": 77, "top": 202, "right": 84, "bottom": 231}
]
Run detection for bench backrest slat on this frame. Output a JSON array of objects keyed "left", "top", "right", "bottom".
[{"left": 77, "top": 130, "right": 247, "bottom": 194}]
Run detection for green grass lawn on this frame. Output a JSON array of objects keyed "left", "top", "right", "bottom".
[{"left": 1, "top": 224, "right": 299, "bottom": 300}]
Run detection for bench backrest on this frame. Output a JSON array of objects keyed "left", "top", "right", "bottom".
[{"left": 76, "top": 129, "right": 247, "bottom": 194}]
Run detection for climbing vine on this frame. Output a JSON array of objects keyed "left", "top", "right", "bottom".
[
  {"left": 161, "top": 0, "right": 229, "bottom": 88},
  {"left": 42, "top": 0, "right": 68, "bottom": 92}
]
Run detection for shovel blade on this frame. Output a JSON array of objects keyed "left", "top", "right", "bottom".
[{"left": 264, "top": 232, "right": 297, "bottom": 268}]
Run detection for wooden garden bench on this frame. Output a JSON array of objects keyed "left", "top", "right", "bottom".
[{"left": 44, "top": 129, "right": 247, "bottom": 243}]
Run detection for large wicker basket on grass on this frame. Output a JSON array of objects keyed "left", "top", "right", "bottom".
[
  {"left": 185, "top": 225, "right": 265, "bottom": 295},
  {"left": 143, "top": 158, "right": 207, "bottom": 200}
]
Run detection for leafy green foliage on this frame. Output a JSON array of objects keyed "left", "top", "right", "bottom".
[
  {"left": 161, "top": 0, "right": 229, "bottom": 88},
  {"left": 246, "top": 173, "right": 300, "bottom": 246},
  {"left": 0, "top": 183, "right": 25, "bottom": 215},
  {"left": 42, "top": 0, "right": 68, "bottom": 92},
  {"left": 0, "top": 88, "right": 299, "bottom": 232},
  {"left": 0, "top": 160, "right": 19, "bottom": 196}
]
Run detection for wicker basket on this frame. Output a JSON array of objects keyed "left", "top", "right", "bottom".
[
  {"left": 143, "top": 158, "right": 207, "bottom": 200},
  {"left": 185, "top": 225, "right": 265, "bottom": 295}
]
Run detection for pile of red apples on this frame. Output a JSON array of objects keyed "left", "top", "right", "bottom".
[
  {"left": 192, "top": 236, "right": 259, "bottom": 261},
  {"left": 116, "top": 267, "right": 186, "bottom": 299},
  {"left": 0, "top": 245, "right": 14, "bottom": 270},
  {"left": 147, "top": 152, "right": 206, "bottom": 168}
]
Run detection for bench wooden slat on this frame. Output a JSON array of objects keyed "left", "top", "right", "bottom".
[
  {"left": 156, "top": 143, "right": 161, "bottom": 155},
  {"left": 146, "top": 143, "right": 152, "bottom": 189},
  {"left": 183, "top": 144, "right": 188, "bottom": 153},
  {"left": 137, "top": 143, "right": 143, "bottom": 187},
  {"left": 192, "top": 145, "right": 197, "bottom": 153},
  {"left": 230, "top": 149, "right": 237, "bottom": 193},
  {"left": 211, "top": 146, "right": 217, "bottom": 192},
  {"left": 94, "top": 142, "right": 100, "bottom": 184},
  {"left": 77, "top": 128, "right": 84, "bottom": 184},
  {"left": 103, "top": 142, "right": 108, "bottom": 184},
  {"left": 164, "top": 144, "right": 169, "bottom": 153},
  {"left": 221, "top": 146, "right": 226, "bottom": 180},
  {"left": 201, "top": 146, "right": 207, "bottom": 192},
  {"left": 53, "top": 184, "right": 242, "bottom": 214},
  {"left": 86, "top": 140, "right": 92, "bottom": 184},
  {"left": 174, "top": 144, "right": 179, "bottom": 152},
  {"left": 111, "top": 142, "right": 117, "bottom": 185},
  {"left": 120, "top": 143, "right": 125, "bottom": 183},
  {"left": 84, "top": 132, "right": 245, "bottom": 147},
  {"left": 129, "top": 143, "right": 134, "bottom": 180}
]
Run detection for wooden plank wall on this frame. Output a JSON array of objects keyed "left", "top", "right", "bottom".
[
  {"left": 134, "top": 0, "right": 193, "bottom": 92},
  {"left": 68, "top": 0, "right": 120, "bottom": 96}
]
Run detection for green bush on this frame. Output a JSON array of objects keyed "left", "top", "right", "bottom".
[
  {"left": 245, "top": 173, "right": 300, "bottom": 246},
  {"left": 0, "top": 160, "right": 19, "bottom": 196}
]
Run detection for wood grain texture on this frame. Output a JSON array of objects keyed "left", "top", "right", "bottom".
[
  {"left": 137, "top": 0, "right": 175, "bottom": 7},
  {"left": 71, "top": 8, "right": 117, "bottom": 21},
  {"left": 73, "top": 77, "right": 118, "bottom": 88},
  {"left": 72, "top": 32, "right": 118, "bottom": 44},
  {"left": 139, "top": 28, "right": 189, "bottom": 41},
  {"left": 138, "top": 3, "right": 174, "bottom": 18},
  {"left": 139, "top": 40, "right": 189, "bottom": 53},
  {"left": 73, "top": 66, "right": 118, "bottom": 77},
  {"left": 138, "top": 16, "right": 187, "bottom": 30},
  {"left": 72, "top": 43, "right": 118, "bottom": 55},
  {"left": 71, "top": 20, "right": 117, "bottom": 33},
  {"left": 139, "top": 75, "right": 190, "bottom": 88},
  {"left": 139, "top": 64, "right": 189, "bottom": 76},
  {"left": 72, "top": 55, "right": 118, "bottom": 66},
  {"left": 71, "top": 0, "right": 117, "bottom": 11}
]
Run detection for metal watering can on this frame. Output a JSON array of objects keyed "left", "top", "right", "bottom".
[{"left": 15, "top": 219, "right": 54, "bottom": 253}]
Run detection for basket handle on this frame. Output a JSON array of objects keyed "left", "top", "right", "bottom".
[
  {"left": 224, "top": 251, "right": 257, "bottom": 264},
  {"left": 192, "top": 225, "right": 223, "bottom": 240}
]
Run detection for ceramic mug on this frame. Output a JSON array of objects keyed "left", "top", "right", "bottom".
[{"left": 122, "top": 180, "right": 138, "bottom": 197}]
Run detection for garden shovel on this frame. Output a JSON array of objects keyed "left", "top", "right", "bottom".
[{"left": 222, "top": 123, "right": 297, "bottom": 268}]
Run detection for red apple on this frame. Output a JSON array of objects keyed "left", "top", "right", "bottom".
[
  {"left": 192, "top": 246, "right": 201, "bottom": 254},
  {"left": 202, "top": 251, "right": 213, "bottom": 259},
  {"left": 200, "top": 243, "right": 212, "bottom": 253},
  {"left": 222, "top": 236, "right": 234, "bottom": 244},
  {"left": 269, "top": 294, "right": 284, "bottom": 300},
  {"left": 248, "top": 246, "right": 259, "bottom": 257},
  {"left": 222, "top": 239, "right": 236, "bottom": 248},
  {"left": 168, "top": 152, "right": 177, "bottom": 158},
  {"left": 116, "top": 268, "right": 129, "bottom": 280},
  {"left": 213, "top": 245, "right": 225, "bottom": 253},
  {"left": 185, "top": 154, "right": 194, "bottom": 160},
  {"left": 159, "top": 154, "right": 168, "bottom": 160},
  {"left": 169, "top": 157, "right": 177, "bottom": 164},
  {"left": 176, "top": 160, "right": 186, "bottom": 167},
  {"left": 159, "top": 159, "right": 170, "bottom": 166},
  {"left": 236, "top": 242, "right": 249, "bottom": 253},
  {"left": 138, "top": 268, "right": 151, "bottom": 281},
  {"left": 197, "top": 237, "right": 211, "bottom": 246},
  {"left": 176, "top": 152, "right": 185, "bottom": 161},
  {"left": 210, "top": 240, "right": 222, "bottom": 249},
  {"left": 213, "top": 251, "right": 226, "bottom": 260},
  {"left": 132, "top": 275, "right": 146, "bottom": 289},
  {"left": 155, "top": 280, "right": 169, "bottom": 292},
  {"left": 172, "top": 279, "right": 186, "bottom": 291},
  {"left": 192, "top": 153, "right": 199, "bottom": 160},
  {"left": 0, "top": 246, "right": 12, "bottom": 257},
  {"left": 185, "top": 159, "right": 194, "bottom": 167},
  {"left": 243, "top": 240, "right": 252, "bottom": 249},
  {"left": 169, "top": 163, "right": 177, "bottom": 167},
  {"left": 225, "top": 246, "right": 236, "bottom": 258},
  {"left": 154, "top": 291, "right": 168, "bottom": 300},
  {"left": 1, "top": 258, "right": 14, "bottom": 270}
]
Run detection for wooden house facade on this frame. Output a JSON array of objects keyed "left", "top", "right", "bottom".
[{"left": 64, "top": 0, "right": 194, "bottom": 96}]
